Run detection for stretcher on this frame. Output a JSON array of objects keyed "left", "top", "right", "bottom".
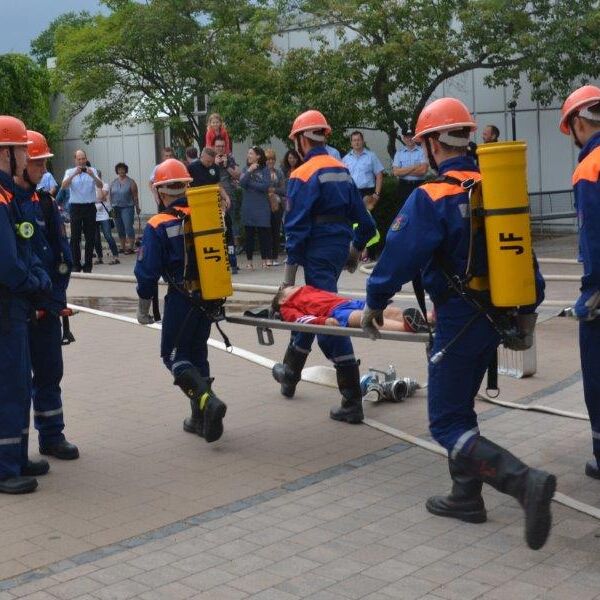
[{"left": 224, "top": 314, "right": 431, "bottom": 346}]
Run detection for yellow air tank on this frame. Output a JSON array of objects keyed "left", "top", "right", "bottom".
[
  {"left": 476, "top": 141, "right": 536, "bottom": 307},
  {"left": 186, "top": 184, "right": 233, "bottom": 300}
]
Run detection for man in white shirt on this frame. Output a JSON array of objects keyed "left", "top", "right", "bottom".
[
  {"left": 392, "top": 128, "right": 428, "bottom": 209},
  {"left": 342, "top": 131, "right": 384, "bottom": 206},
  {"left": 62, "top": 150, "right": 104, "bottom": 272}
]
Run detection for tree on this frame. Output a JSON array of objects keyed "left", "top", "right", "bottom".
[
  {"left": 229, "top": 0, "right": 600, "bottom": 157},
  {"left": 53, "top": 0, "right": 277, "bottom": 147},
  {"left": 30, "top": 11, "right": 95, "bottom": 67},
  {"left": 0, "top": 54, "right": 54, "bottom": 141}
]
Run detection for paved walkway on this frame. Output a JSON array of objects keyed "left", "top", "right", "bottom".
[{"left": 1, "top": 241, "right": 599, "bottom": 599}]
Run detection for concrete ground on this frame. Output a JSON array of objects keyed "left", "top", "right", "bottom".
[{"left": 1, "top": 233, "right": 599, "bottom": 599}]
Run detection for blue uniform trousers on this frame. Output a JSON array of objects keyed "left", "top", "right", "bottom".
[
  {"left": 161, "top": 289, "right": 212, "bottom": 378},
  {"left": 0, "top": 319, "right": 31, "bottom": 479},
  {"left": 29, "top": 315, "right": 66, "bottom": 447},
  {"left": 579, "top": 319, "right": 600, "bottom": 462},
  {"left": 292, "top": 245, "right": 356, "bottom": 366},
  {"left": 428, "top": 298, "right": 500, "bottom": 455}
]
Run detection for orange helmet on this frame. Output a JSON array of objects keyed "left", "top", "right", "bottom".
[
  {"left": 27, "top": 130, "right": 53, "bottom": 160},
  {"left": 559, "top": 85, "right": 600, "bottom": 135},
  {"left": 152, "top": 158, "right": 192, "bottom": 189},
  {"left": 289, "top": 110, "right": 332, "bottom": 140},
  {"left": 0, "top": 116, "right": 30, "bottom": 147},
  {"left": 414, "top": 98, "right": 477, "bottom": 143}
]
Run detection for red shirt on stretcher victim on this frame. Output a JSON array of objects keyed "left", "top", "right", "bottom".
[{"left": 271, "top": 285, "right": 434, "bottom": 333}]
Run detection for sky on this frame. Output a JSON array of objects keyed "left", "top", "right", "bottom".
[{"left": 1, "top": 0, "right": 107, "bottom": 55}]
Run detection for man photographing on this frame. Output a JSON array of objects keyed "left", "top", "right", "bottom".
[{"left": 61, "top": 150, "right": 103, "bottom": 272}]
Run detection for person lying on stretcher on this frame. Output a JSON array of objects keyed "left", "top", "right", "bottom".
[{"left": 271, "top": 285, "right": 431, "bottom": 333}]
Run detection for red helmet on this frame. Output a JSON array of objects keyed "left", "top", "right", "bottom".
[
  {"left": 414, "top": 98, "right": 477, "bottom": 143},
  {"left": 0, "top": 116, "right": 30, "bottom": 146},
  {"left": 27, "top": 130, "right": 53, "bottom": 159},
  {"left": 289, "top": 110, "right": 332, "bottom": 140},
  {"left": 152, "top": 158, "right": 192, "bottom": 188},
  {"left": 559, "top": 85, "right": 600, "bottom": 135}
]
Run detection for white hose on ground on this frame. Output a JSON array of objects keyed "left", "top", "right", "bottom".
[{"left": 68, "top": 302, "right": 600, "bottom": 521}]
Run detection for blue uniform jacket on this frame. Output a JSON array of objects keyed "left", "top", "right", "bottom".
[
  {"left": 0, "top": 170, "right": 50, "bottom": 320},
  {"left": 285, "top": 147, "right": 376, "bottom": 266},
  {"left": 573, "top": 132, "right": 600, "bottom": 318},
  {"left": 135, "top": 197, "right": 189, "bottom": 299},
  {"left": 367, "top": 156, "right": 544, "bottom": 310},
  {"left": 14, "top": 184, "right": 72, "bottom": 313}
]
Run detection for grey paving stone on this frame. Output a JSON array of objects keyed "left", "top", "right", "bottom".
[
  {"left": 484, "top": 580, "right": 546, "bottom": 600},
  {"left": 431, "top": 577, "right": 492, "bottom": 600},
  {"left": 332, "top": 574, "right": 388, "bottom": 599},
  {"left": 180, "top": 567, "right": 237, "bottom": 592},
  {"left": 378, "top": 576, "right": 440, "bottom": 600},
  {"left": 361, "top": 558, "right": 420, "bottom": 583},
  {"left": 264, "top": 556, "right": 320, "bottom": 578},
  {"left": 136, "top": 581, "right": 197, "bottom": 600},
  {"left": 227, "top": 569, "right": 285, "bottom": 594},
  {"left": 275, "top": 573, "right": 337, "bottom": 597},
  {"left": 91, "top": 579, "right": 150, "bottom": 600},
  {"left": 219, "top": 554, "right": 274, "bottom": 577},
  {"left": 45, "top": 577, "right": 104, "bottom": 600},
  {"left": 88, "top": 564, "right": 145, "bottom": 586},
  {"left": 131, "top": 564, "right": 190, "bottom": 588}
]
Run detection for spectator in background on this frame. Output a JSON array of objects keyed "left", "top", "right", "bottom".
[
  {"left": 325, "top": 144, "right": 341, "bottom": 160},
  {"left": 37, "top": 167, "right": 58, "bottom": 196},
  {"left": 109, "top": 162, "right": 140, "bottom": 255},
  {"left": 265, "top": 149, "right": 286, "bottom": 267},
  {"left": 205, "top": 113, "right": 231, "bottom": 154},
  {"left": 94, "top": 171, "right": 119, "bottom": 265},
  {"left": 149, "top": 147, "right": 174, "bottom": 211},
  {"left": 392, "top": 127, "right": 429, "bottom": 210},
  {"left": 343, "top": 131, "right": 384, "bottom": 208},
  {"left": 61, "top": 149, "right": 103, "bottom": 272},
  {"left": 281, "top": 149, "right": 302, "bottom": 181},
  {"left": 240, "top": 146, "right": 271, "bottom": 269},
  {"left": 214, "top": 137, "right": 241, "bottom": 244},
  {"left": 185, "top": 146, "right": 199, "bottom": 166},
  {"left": 482, "top": 124, "right": 500, "bottom": 143}
]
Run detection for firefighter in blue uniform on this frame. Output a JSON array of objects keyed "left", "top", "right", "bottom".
[
  {"left": 135, "top": 158, "right": 227, "bottom": 443},
  {"left": 14, "top": 131, "right": 79, "bottom": 461},
  {"left": 362, "top": 98, "right": 555, "bottom": 550},
  {"left": 0, "top": 116, "right": 52, "bottom": 494},
  {"left": 559, "top": 85, "right": 600, "bottom": 480},
  {"left": 272, "top": 110, "right": 376, "bottom": 423}
]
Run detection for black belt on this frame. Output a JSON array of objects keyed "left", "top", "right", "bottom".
[{"left": 313, "top": 215, "right": 350, "bottom": 225}]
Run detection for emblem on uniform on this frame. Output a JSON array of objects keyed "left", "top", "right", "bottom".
[
  {"left": 209, "top": 168, "right": 216, "bottom": 176},
  {"left": 390, "top": 214, "right": 408, "bottom": 231}
]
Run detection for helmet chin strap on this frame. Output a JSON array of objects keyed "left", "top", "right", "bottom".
[
  {"left": 569, "top": 118, "right": 583, "bottom": 150},
  {"left": 9, "top": 147, "right": 17, "bottom": 178},
  {"left": 294, "top": 135, "right": 305, "bottom": 159},
  {"left": 424, "top": 137, "right": 438, "bottom": 171}
]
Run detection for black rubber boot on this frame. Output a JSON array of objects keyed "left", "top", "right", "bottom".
[
  {"left": 329, "top": 363, "right": 364, "bottom": 424},
  {"left": 456, "top": 436, "right": 556, "bottom": 550},
  {"left": 0, "top": 476, "right": 38, "bottom": 494},
  {"left": 174, "top": 369, "right": 227, "bottom": 443},
  {"left": 272, "top": 345, "right": 308, "bottom": 398},
  {"left": 426, "top": 459, "right": 487, "bottom": 523},
  {"left": 183, "top": 397, "right": 204, "bottom": 437},
  {"left": 40, "top": 439, "right": 80, "bottom": 460},
  {"left": 585, "top": 459, "right": 600, "bottom": 480},
  {"left": 21, "top": 459, "right": 50, "bottom": 477}
]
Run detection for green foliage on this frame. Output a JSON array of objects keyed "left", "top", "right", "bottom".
[
  {"left": 0, "top": 54, "right": 54, "bottom": 142},
  {"left": 229, "top": 0, "right": 600, "bottom": 157},
  {"left": 53, "top": 0, "right": 278, "bottom": 146},
  {"left": 30, "top": 11, "right": 95, "bottom": 66}
]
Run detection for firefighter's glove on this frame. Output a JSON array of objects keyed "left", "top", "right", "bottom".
[
  {"left": 281, "top": 263, "right": 298, "bottom": 288},
  {"left": 345, "top": 244, "right": 361, "bottom": 273},
  {"left": 361, "top": 305, "right": 384, "bottom": 340},
  {"left": 137, "top": 298, "right": 154, "bottom": 325},
  {"left": 575, "top": 290, "right": 600, "bottom": 321}
]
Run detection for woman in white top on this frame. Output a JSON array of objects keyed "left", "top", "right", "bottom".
[{"left": 94, "top": 172, "right": 120, "bottom": 264}]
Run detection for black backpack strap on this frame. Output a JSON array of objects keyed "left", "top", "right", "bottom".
[{"left": 412, "top": 274, "right": 434, "bottom": 352}]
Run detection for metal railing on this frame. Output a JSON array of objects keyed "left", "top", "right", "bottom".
[{"left": 528, "top": 189, "right": 576, "bottom": 233}]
